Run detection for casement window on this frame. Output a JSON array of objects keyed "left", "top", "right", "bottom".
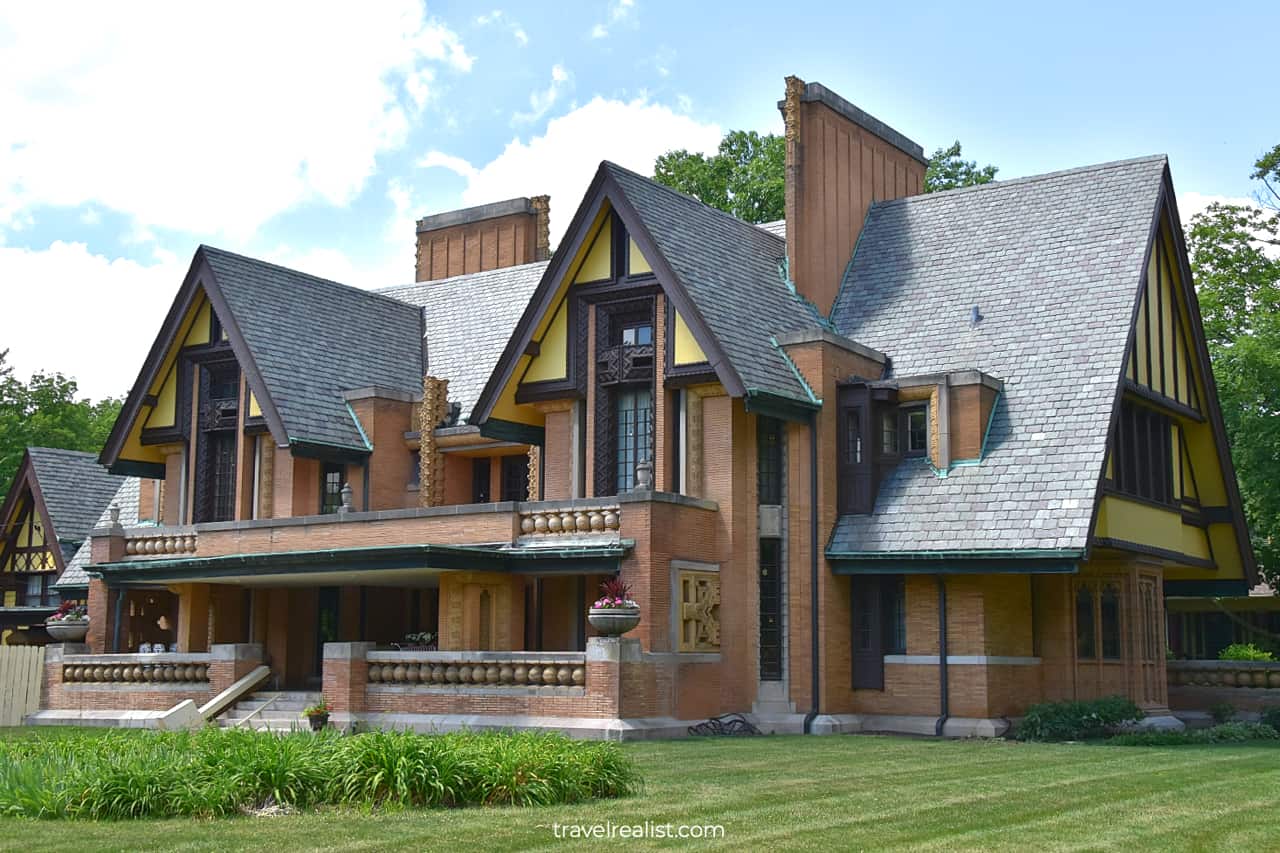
[
  {"left": 758, "top": 539, "right": 783, "bottom": 681},
  {"left": 500, "top": 454, "right": 530, "bottom": 502},
  {"left": 880, "top": 410, "right": 899, "bottom": 454},
  {"left": 472, "top": 457, "right": 492, "bottom": 503},
  {"left": 614, "top": 387, "right": 653, "bottom": 492},
  {"left": 320, "top": 462, "right": 344, "bottom": 514},
  {"left": 1113, "top": 399, "right": 1174, "bottom": 505},
  {"left": 904, "top": 406, "right": 928, "bottom": 456},
  {"left": 1076, "top": 580, "right": 1123, "bottom": 661},
  {"left": 757, "top": 416, "right": 783, "bottom": 506},
  {"left": 850, "top": 574, "right": 907, "bottom": 690},
  {"left": 192, "top": 361, "right": 240, "bottom": 524},
  {"left": 20, "top": 572, "right": 48, "bottom": 607}
]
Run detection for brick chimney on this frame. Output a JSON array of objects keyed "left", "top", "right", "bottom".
[
  {"left": 415, "top": 195, "right": 550, "bottom": 282},
  {"left": 780, "top": 76, "right": 928, "bottom": 316}
]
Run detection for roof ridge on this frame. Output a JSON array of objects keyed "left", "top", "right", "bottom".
[
  {"left": 375, "top": 259, "right": 550, "bottom": 295},
  {"left": 873, "top": 154, "right": 1168, "bottom": 208},
  {"left": 28, "top": 447, "right": 99, "bottom": 457},
  {"left": 601, "top": 161, "right": 786, "bottom": 244},
  {"left": 199, "top": 245, "right": 420, "bottom": 312}
]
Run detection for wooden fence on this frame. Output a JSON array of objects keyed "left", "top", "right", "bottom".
[{"left": 0, "top": 645, "right": 45, "bottom": 726}]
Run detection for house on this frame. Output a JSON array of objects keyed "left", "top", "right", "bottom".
[
  {"left": 0, "top": 448, "right": 128, "bottom": 642},
  {"left": 31, "top": 76, "right": 1255, "bottom": 736}
]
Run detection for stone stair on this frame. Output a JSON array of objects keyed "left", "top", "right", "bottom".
[{"left": 218, "top": 691, "right": 322, "bottom": 733}]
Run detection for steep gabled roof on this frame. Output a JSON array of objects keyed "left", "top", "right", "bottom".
[
  {"left": 603, "top": 162, "right": 824, "bottom": 405},
  {"left": 201, "top": 247, "right": 424, "bottom": 452},
  {"left": 828, "top": 156, "right": 1169, "bottom": 555},
  {"left": 378, "top": 262, "right": 547, "bottom": 424},
  {"left": 56, "top": 477, "right": 140, "bottom": 589},
  {"left": 26, "top": 448, "right": 127, "bottom": 551}
]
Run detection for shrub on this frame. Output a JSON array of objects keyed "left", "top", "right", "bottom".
[
  {"left": 1108, "top": 722, "right": 1279, "bottom": 746},
  {"left": 0, "top": 728, "right": 639, "bottom": 820},
  {"left": 1017, "top": 696, "right": 1143, "bottom": 741},
  {"left": 1261, "top": 706, "right": 1280, "bottom": 732},
  {"left": 1218, "top": 643, "right": 1274, "bottom": 661},
  {"left": 1209, "top": 701, "right": 1237, "bottom": 724}
]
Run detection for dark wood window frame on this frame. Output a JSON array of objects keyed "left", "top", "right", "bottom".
[
  {"left": 757, "top": 416, "right": 784, "bottom": 506},
  {"left": 1112, "top": 398, "right": 1175, "bottom": 507},
  {"left": 320, "top": 462, "right": 345, "bottom": 514},
  {"left": 593, "top": 295, "right": 656, "bottom": 497},
  {"left": 759, "top": 538, "right": 783, "bottom": 682},
  {"left": 903, "top": 404, "right": 929, "bottom": 457},
  {"left": 472, "top": 457, "right": 492, "bottom": 503},
  {"left": 850, "top": 574, "right": 905, "bottom": 690},
  {"left": 500, "top": 454, "right": 530, "bottom": 502}
]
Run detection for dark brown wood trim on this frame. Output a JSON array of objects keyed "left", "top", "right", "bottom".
[
  {"left": 1122, "top": 380, "right": 1204, "bottom": 422},
  {"left": 1091, "top": 536, "right": 1216, "bottom": 570},
  {"left": 514, "top": 380, "right": 584, "bottom": 404}
]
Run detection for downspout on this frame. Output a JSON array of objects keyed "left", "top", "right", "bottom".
[
  {"left": 112, "top": 587, "right": 126, "bottom": 652},
  {"left": 803, "top": 413, "right": 821, "bottom": 734},
  {"left": 935, "top": 575, "right": 950, "bottom": 736}
]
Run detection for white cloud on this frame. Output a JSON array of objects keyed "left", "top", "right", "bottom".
[
  {"left": 0, "top": 242, "right": 184, "bottom": 398},
  {"left": 475, "top": 9, "right": 528, "bottom": 45},
  {"left": 419, "top": 95, "right": 720, "bottom": 245},
  {"left": 513, "top": 65, "right": 571, "bottom": 125},
  {"left": 590, "top": 0, "right": 636, "bottom": 39},
  {"left": 0, "top": 3, "right": 473, "bottom": 240}
]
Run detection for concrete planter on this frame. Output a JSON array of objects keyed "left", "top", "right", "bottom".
[
  {"left": 307, "top": 712, "right": 329, "bottom": 732},
  {"left": 588, "top": 607, "right": 640, "bottom": 637},
  {"left": 46, "top": 621, "right": 89, "bottom": 642}
]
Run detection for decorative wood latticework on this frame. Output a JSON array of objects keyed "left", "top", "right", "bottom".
[
  {"left": 678, "top": 570, "right": 721, "bottom": 652},
  {"left": 526, "top": 445, "right": 540, "bottom": 502},
  {"left": 418, "top": 376, "right": 450, "bottom": 507}
]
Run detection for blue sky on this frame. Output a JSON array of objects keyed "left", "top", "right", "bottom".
[{"left": 1, "top": 1, "right": 1276, "bottom": 398}]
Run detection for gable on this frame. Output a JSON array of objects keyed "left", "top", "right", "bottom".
[
  {"left": 1092, "top": 196, "right": 1256, "bottom": 587},
  {"left": 0, "top": 489, "right": 57, "bottom": 574}
]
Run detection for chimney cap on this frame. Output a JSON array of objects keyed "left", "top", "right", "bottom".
[
  {"left": 777, "top": 80, "right": 927, "bottom": 165},
  {"left": 416, "top": 197, "right": 542, "bottom": 233}
]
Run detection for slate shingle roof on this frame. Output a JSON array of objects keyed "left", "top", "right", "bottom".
[
  {"left": 55, "top": 477, "right": 140, "bottom": 589},
  {"left": 202, "top": 247, "right": 424, "bottom": 451},
  {"left": 827, "top": 156, "right": 1168, "bottom": 555},
  {"left": 378, "top": 262, "right": 547, "bottom": 424},
  {"left": 27, "top": 448, "right": 127, "bottom": 561},
  {"left": 604, "top": 163, "right": 823, "bottom": 403}
]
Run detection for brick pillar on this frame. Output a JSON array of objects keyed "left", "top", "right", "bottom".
[
  {"left": 585, "top": 636, "right": 642, "bottom": 719},
  {"left": 40, "top": 643, "right": 88, "bottom": 710},
  {"left": 207, "top": 643, "right": 265, "bottom": 694},
  {"left": 175, "top": 583, "right": 211, "bottom": 652},
  {"left": 322, "top": 642, "right": 374, "bottom": 723}
]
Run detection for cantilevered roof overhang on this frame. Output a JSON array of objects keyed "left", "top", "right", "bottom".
[
  {"left": 827, "top": 549, "right": 1082, "bottom": 575},
  {"left": 92, "top": 542, "right": 631, "bottom": 586}
]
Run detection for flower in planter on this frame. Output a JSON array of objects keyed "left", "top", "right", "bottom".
[
  {"left": 592, "top": 577, "right": 638, "bottom": 610},
  {"left": 300, "top": 699, "right": 330, "bottom": 718},
  {"left": 46, "top": 601, "right": 87, "bottom": 623}
]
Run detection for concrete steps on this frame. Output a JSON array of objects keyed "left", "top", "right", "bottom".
[{"left": 218, "top": 691, "right": 322, "bottom": 732}]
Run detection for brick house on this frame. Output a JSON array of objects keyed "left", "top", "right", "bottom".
[{"left": 31, "top": 77, "right": 1256, "bottom": 736}]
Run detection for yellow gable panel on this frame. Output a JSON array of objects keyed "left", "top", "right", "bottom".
[
  {"left": 673, "top": 311, "right": 708, "bottom": 365},
  {"left": 248, "top": 392, "right": 262, "bottom": 418},
  {"left": 574, "top": 216, "right": 611, "bottom": 283},
  {"left": 146, "top": 362, "right": 180, "bottom": 429},
  {"left": 629, "top": 238, "right": 652, "bottom": 275},
  {"left": 523, "top": 299, "right": 569, "bottom": 383}
]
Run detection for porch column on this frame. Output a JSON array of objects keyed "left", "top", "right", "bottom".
[
  {"left": 322, "top": 641, "right": 374, "bottom": 730},
  {"left": 174, "top": 583, "right": 211, "bottom": 653},
  {"left": 438, "top": 572, "right": 526, "bottom": 651}
]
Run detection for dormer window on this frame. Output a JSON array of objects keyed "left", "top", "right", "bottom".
[
  {"left": 880, "top": 411, "right": 898, "bottom": 454},
  {"left": 904, "top": 406, "right": 928, "bottom": 456}
]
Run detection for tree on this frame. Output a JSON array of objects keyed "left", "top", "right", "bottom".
[
  {"left": 654, "top": 130, "right": 784, "bottom": 224},
  {"left": 1187, "top": 167, "right": 1280, "bottom": 583},
  {"left": 0, "top": 350, "right": 123, "bottom": 503},
  {"left": 925, "top": 141, "right": 998, "bottom": 193},
  {"left": 1252, "top": 143, "right": 1280, "bottom": 211},
  {"left": 653, "top": 132, "right": 997, "bottom": 223}
]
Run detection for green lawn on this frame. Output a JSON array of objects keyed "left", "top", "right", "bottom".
[{"left": 3, "top": 731, "right": 1278, "bottom": 852}]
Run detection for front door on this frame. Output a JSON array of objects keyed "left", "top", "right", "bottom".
[
  {"left": 314, "top": 587, "right": 340, "bottom": 679},
  {"left": 850, "top": 576, "right": 885, "bottom": 690}
]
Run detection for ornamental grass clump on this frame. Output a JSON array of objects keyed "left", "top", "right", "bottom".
[
  {"left": 1107, "top": 721, "right": 1280, "bottom": 746},
  {"left": 0, "top": 728, "right": 638, "bottom": 820}
]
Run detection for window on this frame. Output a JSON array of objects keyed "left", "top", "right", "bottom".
[
  {"left": 882, "top": 576, "right": 906, "bottom": 655},
  {"left": 501, "top": 455, "right": 529, "bottom": 502},
  {"left": 880, "top": 411, "right": 899, "bottom": 454},
  {"left": 1100, "top": 583, "right": 1123, "bottom": 660},
  {"left": 472, "top": 457, "right": 492, "bottom": 503},
  {"left": 320, "top": 462, "right": 344, "bottom": 513},
  {"left": 620, "top": 323, "right": 653, "bottom": 346},
  {"left": 1076, "top": 585, "right": 1096, "bottom": 660},
  {"left": 22, "top": 573, "right": 46, "bottom": 606},
  {"left": 843, "top": 409, "right": 862, "bottom": 465},
  {"left": 615, "top": 387, "right": 653, "bottom": 491},
  {"left": 757, "top": 416, "right": 783, "bottom": 505},
  {"left": 905, "top": 407, "right": 928, "bottom": 456},
  {"left": 1113, "top": 399, "right": 1174, "bottom": 504},
  {"left": 759, "top": 540, "right": 783, "bottom": 680}
]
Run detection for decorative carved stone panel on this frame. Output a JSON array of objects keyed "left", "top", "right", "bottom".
[{"left": 678, "top": 570, "right": 721, "bottom": 652}]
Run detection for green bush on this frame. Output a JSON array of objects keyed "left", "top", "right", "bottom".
[
  {"left": 1108, "top": 721, "right": 1279, "bottom": 746},
  {"left": 0, "top": 728, "right": 639, "bottom": 819},
  {"left": 1218, "top": 643, "right": 1274, "bottom": 661},
  {"left": 1017, "top": 696, "right": 1144, "bottom": 742},
  {"left": 1209, "top": 701, "right": 1238, "bottom": 724},
  {"left": 1260, "top": 707, "right": 1280, "bottom": 731}
]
